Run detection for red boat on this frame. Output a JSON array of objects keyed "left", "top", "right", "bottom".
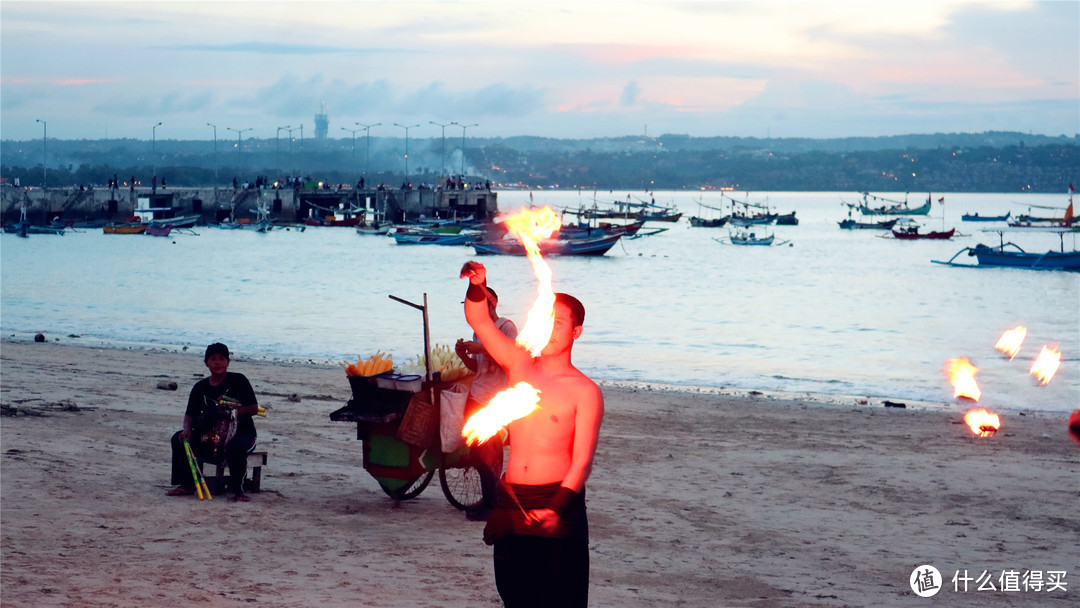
[{"left": 891, "top": 226, "right": 955, "bottom": 240}]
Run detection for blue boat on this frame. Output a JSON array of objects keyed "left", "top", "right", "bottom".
[
  {"left": 473, "top": 233, "right": 621, "bottom": 256},
  {"left": 961, "top": 211, "right": 1011, "bottom": 222},
  {"left": 933, "top": 242, "right": 1080, "bottom": 271}
]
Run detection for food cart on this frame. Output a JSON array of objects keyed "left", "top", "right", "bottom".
[{"left": 329, "top": 293, "right": 483, "bottom": 508}]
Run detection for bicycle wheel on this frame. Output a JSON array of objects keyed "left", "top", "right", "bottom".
[
  {"left": 439, "top": 463, "right": 484, "bottom": 511},
  {"left": 379, "top": 469, "right": 435, "bottom": 500}
]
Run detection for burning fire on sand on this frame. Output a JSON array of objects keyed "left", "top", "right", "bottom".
[
  {"left": 963, "top": 409, "right": 1001, "bottom": 438},
  {"left": 463, "top": 207, "right": 562, "bottom": 445},
  {"left": 943, "top": 357, "right": 981, "bottom": 401}
]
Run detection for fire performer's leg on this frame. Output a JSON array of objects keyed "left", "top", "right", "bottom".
[
  {"left": 169, "top": 430, "right": 196, "bottom": 490},
  {"left": 493, "top": 534, "right": 589, "bottom": 607}
]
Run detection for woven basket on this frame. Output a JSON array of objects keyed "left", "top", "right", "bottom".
[{"left": 396, "top": 390, "right": 440, "bottom": 450}]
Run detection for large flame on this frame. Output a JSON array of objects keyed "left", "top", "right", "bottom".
[
  {"left": 462, "top": 382, "right": 540, "bottom": 445},
  {"left": 501, "top": 207, "right": 562, "bottom": 356},
  {"left": 1029, "top": 345, "right": 1061, "bottom": 385},
  {"left": 994, "top": 326, "right": 1027, "bottom": 359},
  {"left": 943, "top": 357, "right": 981, "bottom": 401},
  {"left": 462, "top": 207, "right": 563, "bottom": 445},
  {"left": 963, "top": 408, "right": 1001, "bottom": 437}
]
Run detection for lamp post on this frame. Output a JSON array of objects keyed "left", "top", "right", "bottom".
[
  {"left": 34, "top": 119, "right": 46, "bottom": 189},
  {"left": 453, "top": 122, "right": 478, "bottom": 177},
  {"left": 356, "top": 122, "right": 380, "bottom": 178},
  {"left": 286, "top": 127, "right": 298, "bottom": 173},
  {"left": 429, "top": 121, "right": 453, "bottom": 179},
  {"left": 341, "top": 126, "right": 361, "bottom": 167},
  {"left": 276, "top": 125, "right": 291, "bottom": 171},
  {"left": 393, "top": 123, "right": 420, "bottom": 183},
  {"left": 151, "top": 121, "right": 162, "bottom": 186},
  {"left": 227, "top": 127, "right": 252, "bottom": 153},
  {"left": 207, "top": 123, "right": 218, "bottom": 203}
]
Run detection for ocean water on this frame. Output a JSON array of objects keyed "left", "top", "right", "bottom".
[{"left": 2, "top": 191, "right": 1077, "bottom": 414}]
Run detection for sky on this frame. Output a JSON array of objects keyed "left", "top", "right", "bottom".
[{"left": 1, "top": 0, "right": 1077, "bottom": 142}]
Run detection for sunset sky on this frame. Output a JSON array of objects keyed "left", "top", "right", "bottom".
[{"left": 2, "top": 0, "right": 1077, "bottom": 142}]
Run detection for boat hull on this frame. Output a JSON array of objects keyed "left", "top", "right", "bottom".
[
  {"left": 971, "top": 245, "right": 1080, "bottom": 271},
  {"left": 891, "top": 227, "right": 955, "bottom": 240},
  {"left": 473, "top": 234, "right": 621, "bottom": 256},
  {"left": 839, "top": 219, "right": 898, "bottom": 230}
]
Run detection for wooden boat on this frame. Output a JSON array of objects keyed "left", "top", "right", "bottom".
[
  {"left": 473, "top": 233, "right": 621, "bottom": 256},
  {"left": 962, "top": 211, "right": 1011, "bottom": 222},
  {"left": 355, "top": 222, "right": 391, "bottom": 236},
  {"left": 717, "top": 228, "right": 788, "bottom": 246},
  {"left": 103, "top": 222, "right": 147, "bottom": 235},
  {"left": 145, "top": 225, "right": 173, "bottom": 237},
  {"left": 774, "top": 211, "right": 799, "bottom": 226},
  {"left": 689, "top": 216, "right": 730, "bottom": 227},
  {"left": 391, "top": 231, "right": 474, "bottom": 246},
  {"left": 848, "top": 192, "right": 932, "bottom": 216},
  {"left": 891, "top": 226, "right": 955, "bottom": 240},
  {"left": 558, "top": 219, "right": 644, "bottom": 239},
  {"left": 933, "top": 243, "right": 1080, "bottom": 271},
  {"left": 838, "top": 218, "right": 899, "bottom": 230},
  {"left": 728, "top": 213, "right": 777, "bottom": 226}
]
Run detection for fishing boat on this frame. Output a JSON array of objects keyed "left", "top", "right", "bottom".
[
  {"left": 355, "top": 221, "right": 391, "bottom": 236},
  {"left": 391, "top": 231, "right": 474, "bottom": 246},
  {"left": 558, "top": 219, "right": 644, "bottom": 239},
  {"left": 689, "top": 216, "right": 730, "bottom": 227},
  {"left": 838, "top": 218, "right": 899, "bottom": 230},
  {"left": 726, "top": 193, "right": 777, "bottom": 226},
  {"left": 774, "top": 211, "right": 799, "bottom": 225},
  {"left": 103, "top": 222, "right": 147, "bottom": 235},
  {"left": 473, "top": 233, "right": 621, "bottom": 256},
  {"left": 847, "top": 192, "right": 932, "bottom": 216},
  {"left": 145, "top": 225, "right": 173, "bottom": 237},
  {"left": 688, "top": 197, "right": 729, "bottom": 227},
  {"left": 961, "top": 211, "right": 1011, "bottom": 222},
  {"left": 716, "top": 228, "right": 788, "bottom": 246},
  {"left": 933, "top": 232, "right": 1080, "bottom": 271},
  {"left": 1009, "top": 200, "right": 1075, "bottom": 228},
  {"left": 890, "top": 226, "right": 956, "bottom": 240}
]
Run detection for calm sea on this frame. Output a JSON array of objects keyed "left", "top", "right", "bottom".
[{"left": 2, "top": 191, "right": 1077, "bottom": 414}]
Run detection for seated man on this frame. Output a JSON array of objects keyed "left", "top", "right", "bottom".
[{"left": 167, "top": 343, "right": 259, "bottom": 502}]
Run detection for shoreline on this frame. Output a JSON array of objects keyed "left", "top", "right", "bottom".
[
  {"left": 3, "top": 333, "right": 1052, "bottom": 417},
  {"left": 2, "top": 338, "right": 1078, "bottom": 607}
]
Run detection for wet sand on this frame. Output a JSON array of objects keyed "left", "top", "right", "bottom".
[{"left": 1, "top": 339, "right": 1077, "bottom": 607}]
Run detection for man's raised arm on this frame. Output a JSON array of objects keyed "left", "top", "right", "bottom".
[{"left": 460, "top": 261, "right": 523, "bottom": 370}]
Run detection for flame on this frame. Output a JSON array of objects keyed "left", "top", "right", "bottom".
[
  {"left": 994, "top": 326, "right": 1027, "bottom": 359},
  {"left": 963, "top": 408, "right": 1001, "bottom": 437},
  {"left": 500, "top": 207, "right": 562, "bottom": 356},
  {"left": 1029, "top": 345, "right": 1061, "bottom": 385},
  {"left": 462, "top": 382, "right": 541, "bottom": 445},
  {"left": 943, "top": 357, "right": 981, "bottom": 401}
]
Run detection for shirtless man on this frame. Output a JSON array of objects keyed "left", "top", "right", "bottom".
[{"left": 460, "top": 260, "right": 604, "bottom": 608}]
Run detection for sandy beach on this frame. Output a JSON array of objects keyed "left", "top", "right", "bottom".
[{"left": 1, "top": 338, "right": 1077, "bottom": 607}]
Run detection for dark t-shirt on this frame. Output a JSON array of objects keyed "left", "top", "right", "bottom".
[{"left": 185, "top": 372, "right": 258, "bottom": 437}]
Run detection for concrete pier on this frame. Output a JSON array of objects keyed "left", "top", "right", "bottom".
[{"left": 0, "top": 184, "right": 497, "bottom": 226}]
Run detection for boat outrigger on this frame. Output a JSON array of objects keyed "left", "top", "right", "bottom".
[{"left": 933, "top": 230, "right": 1080, "bottom": 271}]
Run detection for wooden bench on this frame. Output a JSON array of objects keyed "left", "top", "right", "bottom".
[{"left": 199, "top": 451, "right": 267, "bottom": 495}]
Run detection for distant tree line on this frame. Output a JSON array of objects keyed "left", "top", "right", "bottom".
[{"left": 1, "top": 132, "right": 1076, "bottom": 193}]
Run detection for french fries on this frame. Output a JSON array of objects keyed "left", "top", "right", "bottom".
[{"left": 341, "top": 351, "right": 394, "bottom": 377}]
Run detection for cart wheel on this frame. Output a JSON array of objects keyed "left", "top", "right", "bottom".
[
  {"left": 379, "top": 469, "right": 435, "bottom": 501},
  {"left": 439, "top": 464, "right": 484, "bottom": 511}
]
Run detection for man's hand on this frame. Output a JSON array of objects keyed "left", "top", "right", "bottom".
[
  {"left": 459, "top": 261, "right": 487, "bottom": 285},
  {"left": 527, "top": 508, "right": 561, "bottom": 535}
]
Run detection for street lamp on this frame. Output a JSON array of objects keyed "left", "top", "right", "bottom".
[
  {"left": 227, "top": 127, "right": 252, "bottom": 153},
  {"left": 207, "top": 123, "right": 218, "bottom": 202},
  {"left": 341, "top": 126, "right": 361, "bottom": 167},
  {"left": 452, "top": 122, "right": 478, "bottom": 177},
  {"left": 430, "top": 121, "right": 453, "bottom": 178},
  {"left": 276, "top": 125, "right": 291, "bottom": 171},
  {"left": 152, "top": 121, "right": 162, "bottom": 184},
  {"left": 356, "top": 122, "right": 380, "bottom": 178},
  {"left": 34, "top": 119, "right": 46, "bottom": 189},
  {"left": 393, "top": 123, "right": 420, "bottom": 183}
]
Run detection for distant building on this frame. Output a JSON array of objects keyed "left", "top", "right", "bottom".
[{"left": 314, "top": 102, "right": 328, "bottom": 140}]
